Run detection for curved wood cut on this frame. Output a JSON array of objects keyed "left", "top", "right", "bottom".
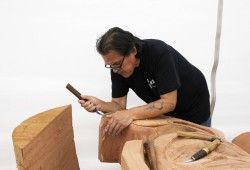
[
  {"left": 12, "top": 105, "right": 80, "bottom": 170},
  {"left": 121, "top": 133, "right": 250, "bottom": 170},
  {"left": 232, "top": 132, "right": 250, "bottom": 154},
  {"left": 121, "top": 140, "right": 150, "bottom": 170}
]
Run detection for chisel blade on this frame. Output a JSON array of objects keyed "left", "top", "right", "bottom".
[{"left": 184, "top": 158, "right": 194, "bottom": 163}]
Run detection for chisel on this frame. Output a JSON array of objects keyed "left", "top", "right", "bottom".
[{"left": 66, "top": 83, "right": 104, "bottom": 115}]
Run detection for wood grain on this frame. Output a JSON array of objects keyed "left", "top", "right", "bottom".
[{"left": 12, "top": 105, "right": 80, "bottom": 170}]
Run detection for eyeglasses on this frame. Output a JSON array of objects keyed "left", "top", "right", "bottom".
[{"left": 105, "top": 56, "right": 125, "bottom": 70}]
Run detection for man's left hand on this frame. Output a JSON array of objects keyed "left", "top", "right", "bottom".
[{"left": 104, "top": 111, "right": 133, "bottom": 136}]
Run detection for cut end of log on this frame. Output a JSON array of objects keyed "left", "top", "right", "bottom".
[{"left": 12, "top": 105, "right": 80, "bottom": 170}]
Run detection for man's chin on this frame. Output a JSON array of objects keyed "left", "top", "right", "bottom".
[{"left": 121, "top": 73, "right": 131, "bottom": 78}]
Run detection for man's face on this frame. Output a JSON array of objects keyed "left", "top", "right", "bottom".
[{"left": 102, "top": 49, "right": 139, "bottom": 78}]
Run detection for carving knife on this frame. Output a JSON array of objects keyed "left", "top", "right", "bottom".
[{"left": 184, "top": 138, "right": 221, "bottom": 163}]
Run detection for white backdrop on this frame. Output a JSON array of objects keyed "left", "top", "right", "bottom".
[{"left": 1, "top": 0, "right": 250, "bottom": 169}]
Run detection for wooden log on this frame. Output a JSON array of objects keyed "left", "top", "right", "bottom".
[
  {"left": 12, "top": 105, "right": 80, "bottom": 170},
  {"left": 99, "top": 116, "right": 224, "bottom": 163},
  {"left": 232, "top": 132, "right": 250, "bottom": 154}
]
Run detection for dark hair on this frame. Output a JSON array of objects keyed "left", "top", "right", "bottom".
[{"left": 96, "top": 27, "right": 142, "bottom": 57}]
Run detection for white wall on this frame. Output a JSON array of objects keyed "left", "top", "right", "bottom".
[{"left": 0, "top": 0, "right": 249, "bottom": 169}]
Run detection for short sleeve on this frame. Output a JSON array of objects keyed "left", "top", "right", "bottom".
[{"left": 155, "top": 50, "right": 181, "bottom": 95}]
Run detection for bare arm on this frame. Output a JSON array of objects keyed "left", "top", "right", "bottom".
[
  {"left": 100, "top": 95, "right": 127, "bottom": 113},
  {"left": 130, "top": 90, "right": 177, "bottom": 120},
  {"left": 105, "top": 90, "right": 177, "bottom": 135},
  {"left": 79, "top": 95, "right": 127, "bottom": 113}
]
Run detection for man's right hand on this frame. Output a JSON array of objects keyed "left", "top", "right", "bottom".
[{"left": 78, "top": 95, "right": 102, "bottom": 112}]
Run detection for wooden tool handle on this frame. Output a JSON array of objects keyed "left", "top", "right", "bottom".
[
  {"left": 187, "top": 138, "right": 221, "bottom": 162},
  {"left": 144, "top": 140, "right": 158, "bottom": 170},
  {"left": 177, "top": 131, "right": 215, "bottom": 141},
  {"left": 66, "top": 83, "right": 84, "bottom": 100},
  {"left": 206, "top": 138, "right": 221, "bottom": 152},
  {"left": 66, "top": 83, "right": 103, "bottom": 115}
]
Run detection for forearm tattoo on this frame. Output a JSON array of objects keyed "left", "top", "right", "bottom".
[{"left": 144, "top": 101, "right": 164, "bottom": 111}]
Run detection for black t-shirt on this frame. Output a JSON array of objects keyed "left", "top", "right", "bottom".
[{"left": 111, "top": 39, "right": 210, "bottom": 124}]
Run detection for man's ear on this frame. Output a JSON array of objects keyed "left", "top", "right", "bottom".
[{"left": 132, "top": 47, "right": 137, "bottom": 55}]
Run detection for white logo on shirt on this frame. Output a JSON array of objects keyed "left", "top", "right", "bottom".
[{"left": 147, "top": 79, "right": 156, "bottom": 89}]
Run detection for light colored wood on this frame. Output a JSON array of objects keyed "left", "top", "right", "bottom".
[
  {"left": 121, "top": 140, "right": 150, "bottom": 170},
  {"left": 177, "top": 131, "right": 216, "bottom": 141},
  {"left": 122, "top": 133, "right": 250, "bottom": 170},
  {"left": 98, "top": 116, "right": 224, "bottom": 163},
  {"left": 206, "top": 138, "right": 221, "bottom": 152},
  {"left": 12, "top": 105, "right": 80, "bottom": 170},
  {"left": 232, "top": 132, "right": 250, "bottom": 154}
]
